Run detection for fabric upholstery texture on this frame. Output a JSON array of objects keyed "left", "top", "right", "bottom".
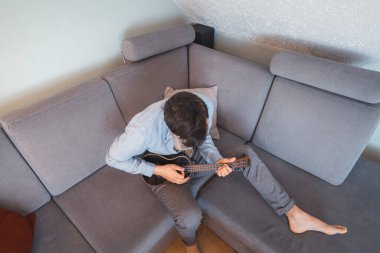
[
  {"left": 1, "top": 79, "right": 126, "bottom": 196},
  {"left": 0, "top": 128, "right": 50, "bottom": 215},
  {"left": 164, "top": 85, "right": 220, "bottom": 139},
  {"left": 198, "top": 144, "right": 380, "bottom": 253},
  {"left": 253, "top": 77, "right": 380, "bottom": 185},
  {"left": 31, "top": 201, "right": 94, "bottom": 253},
  {"left": 213, "top": 126, "right": 246, "bottom": 150},
  {"left": 0, "top": 207, "right": 36, "bottom": 253},
  {"left": 122, "top": 24, "right": 195, "bottom": 61},
  {"left": 270, "top": 51, "right": 380, "bottom": 104},
  {"left": 189, "top": 43, "right": 274, "bottom": 141},
  {"left": 103, "top": 47, "right": 188, "bottom": 123},
  {"left": 54, "top": 165, "right": 177, "bottom": 253}
]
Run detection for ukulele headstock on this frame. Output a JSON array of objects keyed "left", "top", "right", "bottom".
[{"left": 231, "top": 156, "right": 250, "bottom": 172}]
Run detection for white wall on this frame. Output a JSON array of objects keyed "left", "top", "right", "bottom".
[
  {"left": 172, "top": 0, "right": 380, "bottom": 163},
  {"left": 0, "top": 0, "right": 186, "bottom": 116}
]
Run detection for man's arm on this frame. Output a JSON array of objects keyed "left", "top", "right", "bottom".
[
  {"left": 197, "top": 133, "right": 223, "bottom": 164},
  {"left": 105, "top": 128, "right": 156, "bottom": 177},
  {"left": 197, "top": 133, "right": 236, "bottom": 177},
  {"left": 106, "top": 127, "right": 191, "bottom": 184}
]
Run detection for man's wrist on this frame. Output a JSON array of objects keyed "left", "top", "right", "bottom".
[{"left": 153, "top": 165, "right": 162, "bottom": 176}]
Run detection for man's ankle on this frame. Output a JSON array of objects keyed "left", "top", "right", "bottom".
[
  {"left": 185, "top": 242, "right": 200, "bottom": 253},
  {"left": 285, "top": 205, "right": 300, "bottom": 218}
]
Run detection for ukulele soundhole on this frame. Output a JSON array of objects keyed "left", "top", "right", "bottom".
[{"left": 142, "top": 152, "right": 191, "bottom": 185}]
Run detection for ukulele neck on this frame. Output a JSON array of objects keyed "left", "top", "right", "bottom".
[{"left": 184, "top": 160, "right": 247, "bottom": 173}]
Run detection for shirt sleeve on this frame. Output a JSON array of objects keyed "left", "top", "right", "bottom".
[
  {"left": 193, "top": 92, "right": 223, "bottom": 163},
  {"left": 197, "top": 133, "right": 223, "bottom": 164},
  {"left": 105, "top": 127, "right": 156, "bottom": 177}
]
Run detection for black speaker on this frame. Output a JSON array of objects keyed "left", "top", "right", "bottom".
[{"left": 192, "top": 23, "right": 214, "bottom": 49}]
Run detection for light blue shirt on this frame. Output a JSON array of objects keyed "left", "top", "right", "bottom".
[{"left": 105, "top": 93, "right": 223, "bottom": 177}]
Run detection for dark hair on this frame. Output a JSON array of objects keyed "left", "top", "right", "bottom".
[{"left": 164, "top": 92, "right": 209, "bottom": 148}]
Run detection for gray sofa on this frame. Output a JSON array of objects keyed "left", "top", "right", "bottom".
[{"left": 1, "top": 24, "right": 380, "bottom": 253}]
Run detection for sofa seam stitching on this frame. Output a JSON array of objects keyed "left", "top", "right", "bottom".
[
  {"left": 247, "top": 74, "right": 276, "bottom": 143},
  {"left": 51, "top": 197, "right": 98, "bottom": 253},
  {"left": 101, "top": 77, "right": 128, "bottom": 125}
]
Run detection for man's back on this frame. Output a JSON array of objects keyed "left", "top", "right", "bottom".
[{"left": 105, "top": 93, "right": 221, "bottom": 177}]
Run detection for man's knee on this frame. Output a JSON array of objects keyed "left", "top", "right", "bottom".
[{"left": 176, "top": 206, "right": 202, "bottom": 230}]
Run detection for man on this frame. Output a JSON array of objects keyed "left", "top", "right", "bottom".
[{"left": 106, "top": 92, "right": 347, "bottom": 253}]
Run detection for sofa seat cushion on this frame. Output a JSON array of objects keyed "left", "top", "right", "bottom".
[
  {"left": 198, "top": 145, "right": 380, "bottom": 253},
  {"left": 54, "top": 165, "right": 177, "bottom": 253},
  {"left": 31, "top": 201, "right": 94, "bottom": 253}
]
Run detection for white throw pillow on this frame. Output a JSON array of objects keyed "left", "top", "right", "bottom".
[{"left": 164, "top": 86, "right": 220, "bottom": 139}]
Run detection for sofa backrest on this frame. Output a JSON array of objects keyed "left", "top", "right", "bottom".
[
  {"left": 1, "top": 79, "right": 126, "bottom": 196},
  {"left": 253, "top": 52, "right": 380, "bottom": 185},
  {"left": 122, "top": 24, "right": 195, "bottom": 62},
  {"left": 103, "top": 24, "right": 194, "bottom": 122},
  {"left": 0, "top": 128, "right": 50, "bottom": 215},
  {"left": 189, "top": 43, "right": 274, "bottom": 141},
  {"left": 103, "top": 47, "right": 189, "bottom": 122}
]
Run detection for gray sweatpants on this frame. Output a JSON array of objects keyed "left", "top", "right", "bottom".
[{"left": 147, "top": 144, "right": 295, "bottom": 246}]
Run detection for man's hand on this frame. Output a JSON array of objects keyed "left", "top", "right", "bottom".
[
  {"left": 153, "top": 164, "right": 190, "bottom": 184},
  {"left": 215, "top": 157, "right": 236, "bottom": 177}
]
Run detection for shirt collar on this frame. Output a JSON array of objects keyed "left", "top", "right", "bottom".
[{"left": 164, "top": 124, "right": 172, "bottom": 144}]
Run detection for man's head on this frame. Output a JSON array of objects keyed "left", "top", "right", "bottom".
[{"left": 164, "top": 92, "right": 209, "bottom": 148}]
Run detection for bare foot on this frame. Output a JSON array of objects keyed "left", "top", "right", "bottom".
[
  {"left": 286, "top": 205, "right": 347, "bottom": 235},
  {"left": 185, "top": 243, "right": 201, "bottom": 253}
]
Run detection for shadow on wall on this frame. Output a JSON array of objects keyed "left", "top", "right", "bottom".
[
  {"left": 214, "top": 32, "right": 282, "bottom": 67},
  {"left": 0, "top": 17, "right": 188, "bottom": 118},
  {"left": 214, "top": 32, "right": 367, "bottom": 68},
  {"left": 364, "top": 146, "right": 380, "bottom": 164},
  {"left": 123, "top": 17, "right": 188, "bottom": 38},
  {"left": 0, "top": 57, "right": 122, "bottom": 118},
  {"left": 257, "top": 34, "right": 367, "bottom": 65}
]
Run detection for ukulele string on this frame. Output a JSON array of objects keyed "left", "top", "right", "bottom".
[{"left": 184, "top": 161, "right": 246, "bottom": 172}]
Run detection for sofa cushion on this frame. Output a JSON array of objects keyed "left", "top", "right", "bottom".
[
  {"left": 103, "top": 47, "right": 188, "bottom": 123},
  {"left": 54, "top": 165, "right": 177, "bottom": 253},
  {"left": 270, "top": 52, "right": 380, "bottom": 104},
  {"left": 198, "top": 145, "right": 380, "bottom": 253},
  {"left": 31, "top": 201, "right": 94, "bottom": 253},
  {"left": 0, "top": 207, "right": 36, "bottom": 253},
  {"left": 122, "top": 24, "right": 195, "bottom": 61},
  {"left": 189, "top": 43, "right": 274, "bottom": 141},
  {"left": 0, "top": 128, "right": 50, "bottom": 215},
  {"left": 253, "top": 77, "right": 380, "bottom": 185},
  {"left": 214, "top": 126, "right": 246, "bottom": 151},
  {"left": 1, "top": 79, "right": 126, "bottom": 196}
]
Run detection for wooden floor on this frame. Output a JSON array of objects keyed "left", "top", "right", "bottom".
[{"left": 163, "top": 224, "right": 236, "bottom": 253}]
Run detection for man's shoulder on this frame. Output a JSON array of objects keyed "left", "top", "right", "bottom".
[{"left": 127, "top": 100, "right": 165, "bottom": 130}]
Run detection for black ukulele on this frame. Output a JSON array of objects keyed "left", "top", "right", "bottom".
[{"left": 142, "top": 151, "right": 250, "bottom": 185}]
